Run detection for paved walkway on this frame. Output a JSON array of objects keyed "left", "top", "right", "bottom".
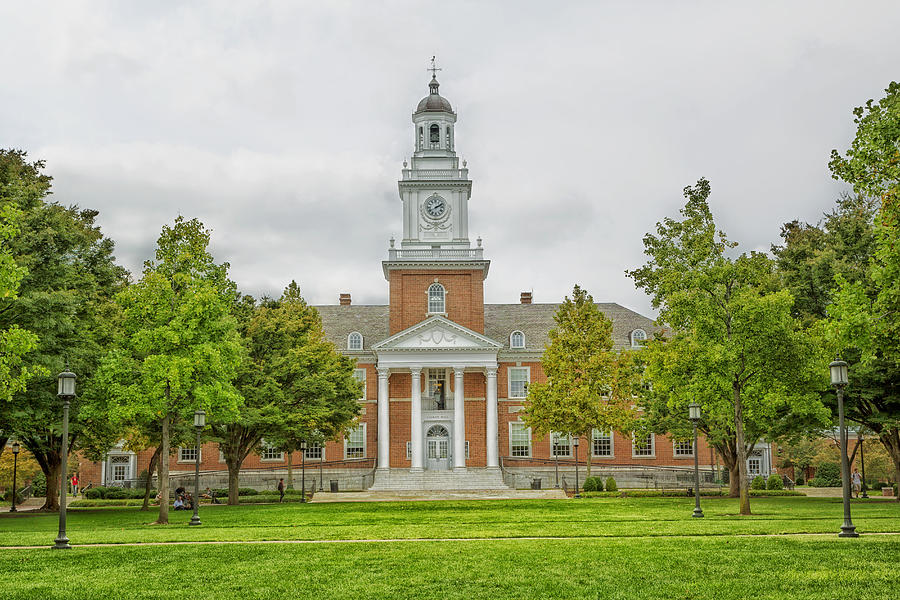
[
  {"left": 0, "top": 498, "right": 46, "bottom": 513},
  {"left": 2, "top": 531, "right": 898, "bottom": 550},
  {"left": 309, "top": 489, "right": 567, "bottom": 502}
]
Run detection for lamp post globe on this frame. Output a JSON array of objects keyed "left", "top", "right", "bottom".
[
  {"left": 688, "top": 402, "right": 704, "bottom": 518},
  {"left": 830, "top": 359, "right": 858, "bottom": 538},
  {"left": 573, "top": 436, "right": 581, "bottom": 499},
  {"left": 10, "top": 441, "right": 20, "bottom": 513},
  {"left": 189, "top": 410, "right": 205, "bottom": 527},
  {"left": 54, "top": 368, "right": 76, "bottom": 549}
]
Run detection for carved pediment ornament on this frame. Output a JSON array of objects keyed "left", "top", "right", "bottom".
[{"left": 418, "top": 328, "right": 458, "bottom": 346}]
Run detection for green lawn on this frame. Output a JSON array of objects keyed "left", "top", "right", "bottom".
[{"left": 1, "top": 497, "right": 897, "bottom": 599}]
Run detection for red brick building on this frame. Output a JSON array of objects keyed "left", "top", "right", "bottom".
[{"left": 82, "top": 72, "right": 756, "bottom": 492}]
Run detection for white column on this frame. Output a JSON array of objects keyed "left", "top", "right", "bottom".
[
  {"left": 453, "top": 366, "right": 466, "bottom": 471},
  {"left": 486, "top": 367, "right": 499, "bottom": 469},
  {"left": 410, "top": 367, "right": 424, "bottom": 472},
  {"left": 377, "top": 368, "right": 390, "bottom": 471}
]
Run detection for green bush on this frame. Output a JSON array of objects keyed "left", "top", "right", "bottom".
[
  {"left": 795, "top": 475, "right": 805, "bottom": 486},
  {"left": 751, "top": 475, "right": 766, "bottom": 490},
  {"left": 31, "top": 472, "right": 46, "bottom": 497},
  {"left": 766, "top": 474, "right": 784, "bottom": 490},
  {"left": 84, "top": 488, "right": 103, "bottom": 499},
  {"left": 212, "top": 487, "right": 259, "bottom": 497},
  {"left": 582, "top": 477, "right": 603, "bottom": 492},
  {"left": 605, "top": 477, "right": 617, "bottom": 492},
  {"left": 749, "top": 489, "right": 805, "bottom": 497},
  {"left": 814, "top": 462, "right": 841, "bottom": 486}
]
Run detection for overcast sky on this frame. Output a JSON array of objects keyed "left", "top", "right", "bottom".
[{"left": 2, "top": 1, "right": 898, "bottom": 318}]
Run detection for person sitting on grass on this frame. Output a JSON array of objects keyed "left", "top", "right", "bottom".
[
  {"left": 173, "top": 495, "right": 185, "bottom": 510},
  {"left": 201, "top": 487, "right": 221, "bottom": 504}
]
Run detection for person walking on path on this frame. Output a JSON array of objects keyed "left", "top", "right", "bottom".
[
  {"left": 851, "top": 468, "right": 863, "bottom": 499},
  {"left": 277, "top": 478, "right": 285, "bottom": 503},
  {"left": 70, "top": 473, "right": 79, "bottom": 496}
]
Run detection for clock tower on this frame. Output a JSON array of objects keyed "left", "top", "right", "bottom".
[{"left": 384, "top": 65, "right": 489, "bottom": 335}]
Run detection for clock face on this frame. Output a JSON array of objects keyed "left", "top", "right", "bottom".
[{"left": 424, "top": 196, "right": 447, "bottom": 219}]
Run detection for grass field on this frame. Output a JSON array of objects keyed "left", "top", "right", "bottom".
[{"left": 1, "top": 497, "right": 897, "bottom": 599}]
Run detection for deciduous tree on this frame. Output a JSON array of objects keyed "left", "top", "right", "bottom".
[
  {"left": 93, "top": 217, "right": 242, "bottom": 523},
  {"left": 211, "top": 282, "right": 361, "bottom": 504},
  {"left": 628, "top": 179, "right": 828, "bottom": 514},
  {"left": 522, "top": 285, "right": 641, "bottom": 476}
]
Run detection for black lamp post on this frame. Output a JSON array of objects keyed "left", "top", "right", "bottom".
[
  {"left": 830, "top": 359, "right": 858, "bottom": 538},
  {"left": 573, "top": 436, "right": 581, "bottom": 498},
  {"left": 300, "top": 440, "right": 307, "bottom": 503},
  {"left": 189, "top": 409, "right": 205, "bottom": 526},
  {"left": 688, "top": 402, "right": 704, "bottom": 518},
  {"left": 10, "top": 441, "right": 20, "bottom": 513},
  {"left": 859, "top": 430, "right": 868, "bottom": 499},
  {"left": 54, "top": 368, "right": 76, "bottom": 550}
]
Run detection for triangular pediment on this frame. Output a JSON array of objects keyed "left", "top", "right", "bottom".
[{"left": 373, "top": 316, "right": 502, "bottom": 351}]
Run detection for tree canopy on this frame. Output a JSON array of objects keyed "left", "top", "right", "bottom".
[
  {"left": 628, "top": 178, "right": 828, "bottom": 514},
  {"left": 92, "top": 216, "right": 242, "bottom": 523}
]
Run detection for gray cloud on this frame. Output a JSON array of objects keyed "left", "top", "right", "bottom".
[{"left": 2, "top": 1, "right": 897, "bottom": 316}]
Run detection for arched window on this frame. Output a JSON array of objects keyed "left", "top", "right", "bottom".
[
  {"left": 430, "top": 124, "right": 440, "bottom": 144},
  {"left": 348, "top": 332, "right": 363, "bottom": 350},
  {"left": 446, "top": 126, "right": 452, "bottom": 149},
  {"left": 510, "top": 331, "right": 525, "bottom": 349},
  {"left": 427, "top": 283, "right": 445, "bottom": 314},
  {"left": 631, "top": 329, "right": 647, "bottom": 348}
]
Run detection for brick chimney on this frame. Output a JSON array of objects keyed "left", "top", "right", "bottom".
[
  {"left": 520, "top": 291, "right": 532, "bottom": 304},
  {"left": 339, "top": 293, "right": 351, "bottom": 306}
]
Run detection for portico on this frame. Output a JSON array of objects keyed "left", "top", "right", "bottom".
[{"left": 372, "top": 316, "right": 502, "bottom": 475}]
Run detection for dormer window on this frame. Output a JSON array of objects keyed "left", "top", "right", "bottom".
[
  {"left": 348, "top": 332, "right": 363, "bottom": 351},
  {"left": 510, "top": 331, "right": 525, "bottom": 349},
  {"left": 631, "top": 329, "right": 647, "bottom": 348},
  {"left": 427, "top": 283, "right": 446, "bottom": 314}
]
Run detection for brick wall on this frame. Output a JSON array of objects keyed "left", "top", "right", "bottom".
[{"left": 389, "top": 269, "right": 485, "bottom": 334}]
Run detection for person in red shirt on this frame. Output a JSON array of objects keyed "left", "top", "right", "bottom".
[{"left": 71, "top": 473, "right": 79, "bottom": 496}]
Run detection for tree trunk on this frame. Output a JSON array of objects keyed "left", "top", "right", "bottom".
[
  {"left": 227, "top": 461, "right": 241, "bottom": 505},
  {"left": 585, "top": 433, "right": 592, "bottom": 477},
  {"left": 155, "top": 413, "right": 170, "bottom": 525},
  {"left": 287, "top": 452, "right": 294, "bottom": 489},
  {"left": 733, "top": 384, "right": 751, "bottom": 515},
  {"left": 41, "top": 455, "right": 63, "bottom": 511},
  {"left": 713, "top": 440, "right": 740, "bottom": 497},
  {"left": 879, "top": 428, "right": 900, "bottom": 503},
  {"left": 141, "top": 445, "right": 161, "bottom": 511}
]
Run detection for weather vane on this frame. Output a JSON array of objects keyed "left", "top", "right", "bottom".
[{"left": 428, "top": 56, "right": 442, "bottom": 79}]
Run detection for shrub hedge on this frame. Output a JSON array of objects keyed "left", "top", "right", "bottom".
[
  {"left": 751, "top": 475, "right": 766, "bottom": 490},
  {"left": 579, "top": 489, "right": 805, "bottom": 498},
  {"left": 766, "top": 474, "right": 784, "bottom": 490},
  {"left": 582, "top": 477, "right": 604, "bottom": 492},
  {"left": 605, "top": 477, "right": 617, "bottom": 492}
]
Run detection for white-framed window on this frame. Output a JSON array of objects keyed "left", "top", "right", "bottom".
[
  {"left": 510, "top": 330, "right": 525, "bottom": 349},
  {"left": 345, "top": 424, "right": 366, "bottom": 459},
  {"left": 218, "top": 450, "right": 226, "bottom": 463},
  {"left": 465, "top": 440, "right": 470, "bottom": 459},
  {"left": 406, "top": 441, "right": 411, "bottom": 460},
  {"left": 508, "top": 367, "right": 530, "bottom": 399},
  {"left": 592, "top": 429, "right": 613, "bottom": 457},
  {"left": 348, "top": 332, "right": 363, "bottom": 351},
  {"left": 631, "top": 329, "right": 648, "bottom": 348},
  {"left": 550, "top": 432, "right": 572, "bottom": 457},
  {"left": 748, "top": 457, "right": 761, "bottom": 476},
  {"left": 304, "top": 442, "right": 323, "bottom": 460},
  {"left": 179, "top": 447, "right": 200, "bottom": 462},
  {"left": 108, "top": 454, "right": 131, "bottom": 481},
  {"left": 261, "top": 442, "right": 284, "bottom": 461},
  {"left": 509, "top": 422, "right": 532, "bottom": 457},
  {"left": 674, "top": 439, "right": 694, "bottom": 457},
  {"left": 427, "top": 283, "right": 446, "bottom": 314},
  {"left": 632, "top": 433, "right": 655, "bottom": 457},
  {"left": 353, "top": 368, "right": 367, "bottom": 400}
]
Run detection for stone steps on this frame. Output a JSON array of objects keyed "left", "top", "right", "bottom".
[{"left": 369, "top": 468, "right": 511, "bottom": 491}]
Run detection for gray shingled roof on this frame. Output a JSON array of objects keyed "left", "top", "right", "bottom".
[{"left": 314, "top": 303, "right": 656, "bottom": 352}]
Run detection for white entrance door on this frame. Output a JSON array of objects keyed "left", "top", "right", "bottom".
[{"left": 426, "top": 424, "right": 451, "bottom": 470}]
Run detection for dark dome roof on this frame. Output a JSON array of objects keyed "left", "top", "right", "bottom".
[
  {"left": 416, "top": 94, "right": 453, "bottom": 113},
  {"left": 415, "top": 77, "right": 453, "bottom": 113}
]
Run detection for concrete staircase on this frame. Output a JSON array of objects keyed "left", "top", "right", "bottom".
[{"left": 369, "top": 468, "right": 510, "bottom": 491}]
